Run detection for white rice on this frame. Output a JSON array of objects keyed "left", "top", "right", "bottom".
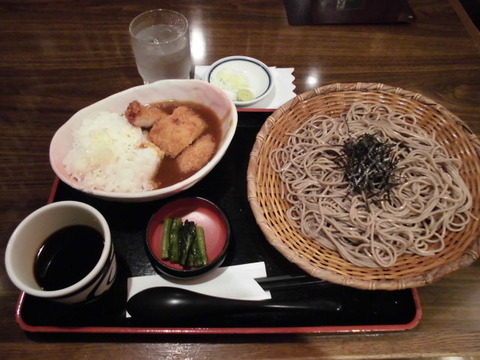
[{"left": 63, "top": 111, "right": 163, "bottom": 192}]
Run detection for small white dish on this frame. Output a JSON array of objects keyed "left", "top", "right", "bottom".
[{"left": 204, "top": 56, "right": 274, "bottom": 107}]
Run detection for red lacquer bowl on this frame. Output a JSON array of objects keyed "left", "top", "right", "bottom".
[{"left": 146, "top": 197, "right": 230, "bottom": 278}]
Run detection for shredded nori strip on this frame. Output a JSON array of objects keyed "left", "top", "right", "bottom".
[{"left": 334, "top": 133, "right": 401, "bottom": 207}]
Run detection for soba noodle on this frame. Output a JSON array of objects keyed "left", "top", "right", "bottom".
[{"left": 269, "top": 102, "right": 473, "bottom": 268}]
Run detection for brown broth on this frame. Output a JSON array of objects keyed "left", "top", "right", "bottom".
[{"left": 150, "top": 101, "right": 222, "bottom": 189}]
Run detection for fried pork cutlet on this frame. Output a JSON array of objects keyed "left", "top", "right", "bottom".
[
  {"left": 148, "top": 106, "right": 207, "bottom": 157},
  {"left": 177, "top": 134, "right": 216, "bottom": 174},
  {"left": 125, "top": 100, "right": 169, "bottom": 128}
]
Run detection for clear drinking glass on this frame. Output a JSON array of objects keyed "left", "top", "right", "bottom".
[{"left": 129, "top": 9, "right": 192, "bottom": 83}]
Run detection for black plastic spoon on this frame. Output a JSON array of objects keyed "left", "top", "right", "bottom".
[{"left": 127, "top": 286, "right": 342, "bottom": 324}]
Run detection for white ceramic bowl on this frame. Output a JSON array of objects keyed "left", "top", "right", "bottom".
[
  {"left": 204, "top": 56, "right": 274, "bottom": 107},
  {"left": 49, "top": 79, "right": 238, "bottom": 202}
]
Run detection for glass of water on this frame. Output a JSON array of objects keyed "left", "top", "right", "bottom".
[{"left": 129, "top": 9, "right": 192, "bottom": 83}]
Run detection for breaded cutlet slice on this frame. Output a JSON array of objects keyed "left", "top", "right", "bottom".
[
  {"left": 148, "top": 106, "right": 207, "bottom": 157},
  {"left": 125, "top": 100, "right": 169, "bottom": 128},
  {"left": 177, "top": 134, "right": 216, "bottom": 174}
]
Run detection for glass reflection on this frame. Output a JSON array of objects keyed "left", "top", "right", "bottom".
[{"left": 190, "top": 23, "right": 206, "bottom": 64}]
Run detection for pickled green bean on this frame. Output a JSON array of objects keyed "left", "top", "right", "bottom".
[
  {"left": 161, "top": 218, "right": 173, "bottom": 260},
  {"left": 195, "top": 226, "right": 208, "bottom": 266}
]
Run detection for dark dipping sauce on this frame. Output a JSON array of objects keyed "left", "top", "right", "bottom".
[
  {"left": 151, "top": 101, "right": 222, "bottom": 189},
  {"left": 34, "top": 225, "right": 104, "bottom": 291}
]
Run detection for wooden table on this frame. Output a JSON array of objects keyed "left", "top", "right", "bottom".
[{"left": 1, "top": 0, "right": 479, "bottom": 358}]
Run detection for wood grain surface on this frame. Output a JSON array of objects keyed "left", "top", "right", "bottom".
[{"left": 1, "top": 0, "right": 479, "bottom": 358}]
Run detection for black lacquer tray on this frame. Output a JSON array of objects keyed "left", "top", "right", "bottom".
[{"left": 16, "top": 110, "right": 421, "bottom": 334}]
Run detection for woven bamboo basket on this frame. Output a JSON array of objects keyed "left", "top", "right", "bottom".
[{"left": 247, "top": 82, "right": 480, "bottom": 290}]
